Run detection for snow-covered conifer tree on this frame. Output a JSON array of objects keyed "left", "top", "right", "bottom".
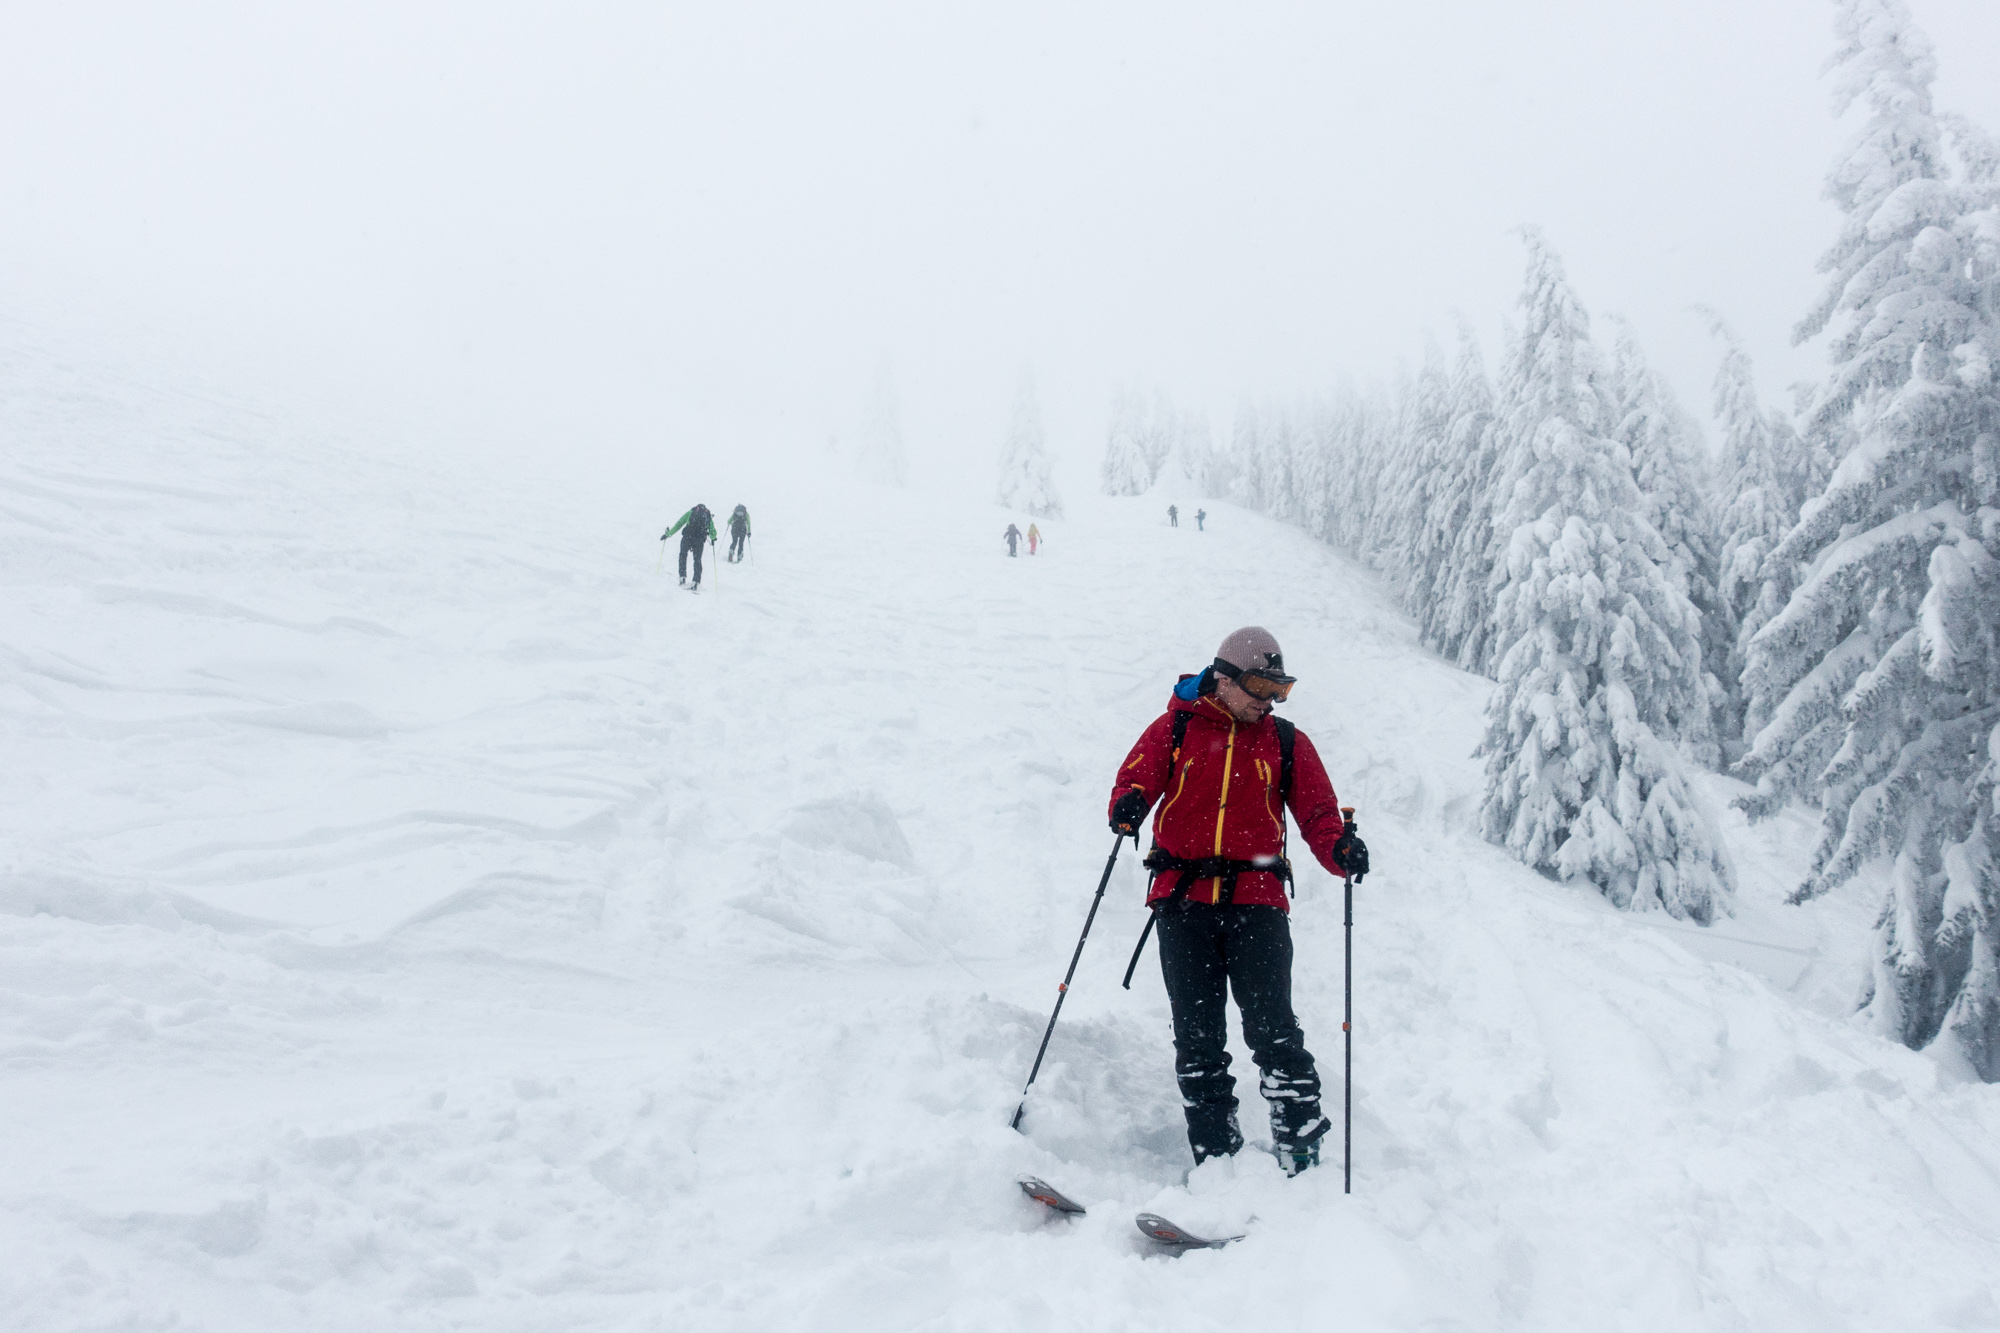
[
  {"left": 1100, "top": 390, "right": 1153, "bottom": 496},
  {"left": 1259, "top": 402, "right": 1301, "bottom": 524},
  {"left": 1450, "top": 320, "right": 1538, "bottom": 678},
  {"left": 996, "top": 369, "right": 1063, "bottom": 518},
  {"left": 1704, "top": 314, "right": 1806, "bottom": 750},
  {"left": 1201, "top": 403, "right": 1242, "bottom": 500},
  {"left": 1478, "top": 232, "right": 1732, "bottom": 921},
  {"left": 1739, "top": 0, "right": 2000, "bottom": 1075},
  {"left": 1346, "top": 386, "right": 1400, "bottom": 560},
  {"left": 1173, "top": 408, "right": 1214, "bottom": 497},
  {"left": 1428, "top": 330, "right": 1503, "bottom": 667},
  {"left": 1608, "top": 322, "right": 1728, "bottom": 766},
  {"left": 857, "top": 363, "right": 909, "bottom": 488},
  {"left": 1138, "top": 389, "right": 1177, "bottom": 483},
  {"left": 1230, "top": 400, "right": 1271, "bottom": 511},
  {"left": 1368, "top": 352, "right": 1449, "bottom": 601}
]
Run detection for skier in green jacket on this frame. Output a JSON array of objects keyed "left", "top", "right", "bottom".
[{"left": 661, "top": 503, "right": 719, "bottom": 590}]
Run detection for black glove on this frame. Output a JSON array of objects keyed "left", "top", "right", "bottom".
[
  {"left": 1110, "top": 789, "right": 1149, "bottom": 836},
  {"left": 1332, "top": 831, "right": 1369, "bottom": 883}
]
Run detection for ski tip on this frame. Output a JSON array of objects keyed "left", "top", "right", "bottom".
[
  {"left": 1134, "top": 1213, "right": 1241, "bottom": 1250},
  {"left": 1018, "top": 1176, "right": 1087, "bottom": 1216}
]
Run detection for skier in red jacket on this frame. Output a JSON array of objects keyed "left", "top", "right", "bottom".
[{"left": 1108, "top": 626, "right": 1369, "bottom": 1174}]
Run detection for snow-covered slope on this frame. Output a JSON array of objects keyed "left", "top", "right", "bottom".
[{"left": 4, "top": 338, "right": 1998, "bottom": 1332}]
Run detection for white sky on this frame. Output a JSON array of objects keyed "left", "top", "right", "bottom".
[{"left": 3, "top": 1, "right": 1997, "bottom": 486}]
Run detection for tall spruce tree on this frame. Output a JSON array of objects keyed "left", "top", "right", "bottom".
[
  {"left": 1478, "top": 232, "right": 1732, "bottom": 921},
  {"left": 996, "top": 369, "right": 1063, "bottom": 518},
  {"left": 1172, "top": 407, "right": 1215, "bottom": 497},
  {"left": 1137, "top": 389, "right": 1176, "bottom": 484},
  {"left": 1704, "top": 314, "right": 1808, "bottom": 751},
  {"left": 1431, "top": 331, "right": 1505, "bottom": 670},
  {"left": 1608, "top": 322, "right": 1729, "bottom": 766},
  {"left": 1100, "top": 390, "right": 1152, "bottom": 496},
  {"left": 1372, "top": 347, "right": 1452, "bottom": 605},
  {"left": 857, "top": 362, "right": 910, "bottom": 488},
  {"left": 1739, "top": 0, "right": 2000, "bottom": 1076}
]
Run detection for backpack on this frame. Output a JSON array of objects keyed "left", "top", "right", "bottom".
[{"left": 690, "top": 503, "right": 712, "bottom": 536}]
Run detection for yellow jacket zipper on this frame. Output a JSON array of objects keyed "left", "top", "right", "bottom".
[{"left": 1211, "top": 721, "right": 1237, "bottom": 903}]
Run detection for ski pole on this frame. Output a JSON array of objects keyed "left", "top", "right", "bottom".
[
  {"left": 1120, "top": 906, "right": 1155, "bottom": 989},
  {"left": 656, "top": 540, "right": 665, "bottom": 574},
  {"left": 1342, "top": 805, "right": 1356, "bottom": 1195},
  {"left": 1011, "top": 831, "right": 1134, "bottom": 1131}
]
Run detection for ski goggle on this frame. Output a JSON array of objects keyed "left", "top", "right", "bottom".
[{"left": 1211, "top": 659, "right": 1296, "bottom": 702}]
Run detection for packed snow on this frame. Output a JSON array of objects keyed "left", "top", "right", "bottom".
[{"left": 4, "top": 335, "right": 1999, "bottom": 1331}]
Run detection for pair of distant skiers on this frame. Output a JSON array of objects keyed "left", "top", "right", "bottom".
[
  {"left": 1166, "top": 505, "right": 1207, "bottom": 531},
  {"left": 1003, "top": 522, "right": 1041, "bottom": 557},
  {"left": 1103, "top": 626, "right": 1368, "bottom": 1176},
  {"left": 661, "top": 503, "right": 751, "bottom": 590}
]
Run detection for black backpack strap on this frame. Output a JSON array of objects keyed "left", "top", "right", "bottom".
[
  {"left": 1146, "top": 710, "right": 1196, "bottom": 896},
  {"left": 1275, "top": 717, "right": 1296, "bottom": 897},
  {"left": 1274, "top": 716, "right": 1295, "bottom": 801}
]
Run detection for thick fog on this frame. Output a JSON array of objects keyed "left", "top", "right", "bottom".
[{"left": 4, "top": 1, "right": 1997, "bottom": 485}]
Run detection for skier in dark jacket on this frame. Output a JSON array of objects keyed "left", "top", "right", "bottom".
[
  {"left": 1107, "top": 626, "right": 1369, "bottom": 1175},
  {"left": 726, "top": 504, "right": 751, "bottom": 563},
  {"left": 661, "top": 504, "right": 719, "bottom": 589},
  {"left": 1004, "top": 523, "right": 1022, "bottom": 557},
  {"left": 1168, "top": 504, "right": 1179, "bottom": 528}
]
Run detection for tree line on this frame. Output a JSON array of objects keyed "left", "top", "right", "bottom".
[{"left": 1108, "top": 0, "right": 1998, "bottom": 1080}]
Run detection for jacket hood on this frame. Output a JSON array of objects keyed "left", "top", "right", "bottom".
[
  {"left": 1171, "top": 669, "right": 1281, "bottom": 731},
  {"left": 1170, "top": 670, "right": 1231, "bottom": 720}
]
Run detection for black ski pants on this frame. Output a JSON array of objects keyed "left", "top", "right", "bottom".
[
  {"left": 678, "top": 533, "right": 706, "bottom": 585},
  {"left": 1155, "top": 899, "right": 1326, "bottom": 1162},
  {"left": 728, "top": 529, "right": 746, "bottom": 561}
]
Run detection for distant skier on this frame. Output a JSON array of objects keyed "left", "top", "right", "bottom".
[
  {"left": 1196, "top": 509, "right": 1206, "bottom": 531},
  {"left": 1168, "top": 504, "right": 1179, "bottom": 528},
  {"left": 661, "top": 503, "right": 719, "bottom": 590},
  {"left": 1027, "top": 522, "right": 1041, "bottom": 556},
  {"left": 1004, "top": 522, "right": 1022, "bottom": 557},
  {"left": 726, "top": 503, "right": 751, "bottom": 563},
  {"left": 1108, "top": 627, "right": 1368, "bottom": 1176}
]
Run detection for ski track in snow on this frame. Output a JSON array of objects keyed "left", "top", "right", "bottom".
[{"left": 3, "top": 338, "right": 1999, "bottom": 1332}]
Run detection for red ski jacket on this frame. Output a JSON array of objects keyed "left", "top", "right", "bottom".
[{"left": 1108, "top": 678, "right": 1348, "bottom": 911}]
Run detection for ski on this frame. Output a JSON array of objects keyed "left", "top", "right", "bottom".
[
  {"left": 1018, "top": 1176, "right": 1086, "bottom": 1216},
  {"left": 1134, "top": 1213, "right": 1242, "bottom": 1250}
]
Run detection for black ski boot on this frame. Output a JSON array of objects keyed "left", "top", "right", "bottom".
[
  {"left": 1275, "top": 1114, "right": 1330, "bottom": 1178},
  {"left": 1187, "top": 1107, "right": 1244, "bottom": 1165},
  {"left": 1278, "top": 1138, "right": 1319, "bottom": 1177}
]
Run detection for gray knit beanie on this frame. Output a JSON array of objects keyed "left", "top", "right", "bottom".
[{"left": 1215, "top": 626, "right": 1293, "bottom": 681}]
